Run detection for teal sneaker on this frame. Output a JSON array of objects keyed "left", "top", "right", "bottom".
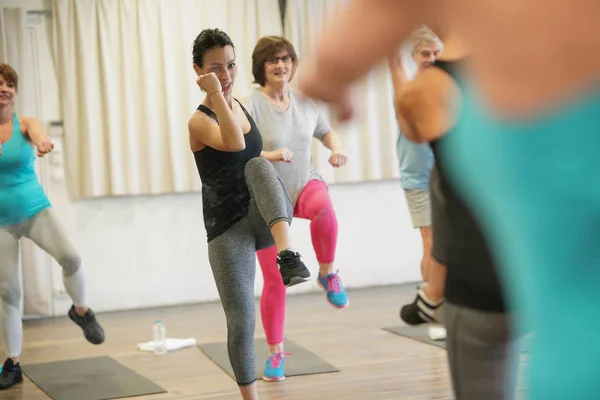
[
  {"left": 263, "top": 352, "right": 289, "bottom": 382},
  {"left": 318, "top": 271, "right": 349, "bottom": 309}
]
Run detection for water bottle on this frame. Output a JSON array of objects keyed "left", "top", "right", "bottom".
[{"left": 153, "top": 320, "right": 167, "bottom": 355}]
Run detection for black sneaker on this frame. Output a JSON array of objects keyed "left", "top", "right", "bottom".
[
  {"left": 0, "top": 358, "right": 23, "bottom": 390},
  {"left": 68, "top": 305, "right": 105, "bottom": 345},
  {"left": 400, "top": 289, "right": 444, "bottom": 325},
  {"left": 277, "top": 250, "right": 310, "bottom": 287}
]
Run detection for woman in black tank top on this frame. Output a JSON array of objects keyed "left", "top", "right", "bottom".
[{"left": 188, "top": 29, "right": 311, "bottom": 400}]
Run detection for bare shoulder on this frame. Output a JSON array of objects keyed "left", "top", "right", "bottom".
[
  {"left": 398, "top": 67, "right": 461, "bottom": 107},
  {"left": 19, "top": 116, "right": 30, "bottom": 129},
  {"left": 236, "top": 96, "right": 252, "bottom": 113},
  {"left": 20, "top": 116, "right": 43, "bottom": 125},
  {"left": 188, "top": 110, "right": 215, "bottom": 132},
  {"left": 395, "top": 66, "right": 462, "bottom": 142},
  {"left": 188, "top": 110, "right": 215, "bottom": 151},
  {"left": 18, "top": 116, "right": 40, "bottom": 136}
]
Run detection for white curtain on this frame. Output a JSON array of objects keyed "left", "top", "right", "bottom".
[
  {"left": 0, "top": 8, "right": 53, "bottom": 317},
  {"left": 52, "top": 0, "right": 283, "bottom": 199},
  {"left": 285, "top": 0, "right": 400, "bottom": 184},
  {"left": 0, "top": 8, "right": 36, "bottom": 117}
]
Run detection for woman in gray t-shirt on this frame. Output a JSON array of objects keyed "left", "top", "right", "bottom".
[{"left": 248, "top": 36, "right": 349, "bottom": 382}]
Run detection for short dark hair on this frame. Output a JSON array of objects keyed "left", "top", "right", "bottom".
[
  {"left": 0, "top": 63, "right": 18, "bottom": 92},
  {"left": 192, "top": 29, "right": 235, "bottom": 67},
  {"left": 251, "top": 36, "right": 298, "bottom": 86}
]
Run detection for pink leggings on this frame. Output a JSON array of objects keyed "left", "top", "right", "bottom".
[{"left": 257, "top": 179, "right": 338, "bottom": 345}]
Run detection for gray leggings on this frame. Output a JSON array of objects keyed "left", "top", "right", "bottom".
[
  {"left": 208, "top": 157, "right": 293, "bottom": 386},
  {"left": 445, "top": 301, "right": 520, "bottom": 400},
  {"left": 0, "top": 208, "right": 86, "bottom": 357}
]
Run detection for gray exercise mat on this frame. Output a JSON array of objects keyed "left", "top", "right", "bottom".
[
  {"left": 383, "top": 326, "right": 447, "bottom": 349},
  {"left": 383, "top": 326, "right": 531, "bottom": 352},
  {"left": 199, "top": 338, "right": 339, "bottom": 380},
  {"left": 22, "top": 356, "right": 166, "bottom": 400}
]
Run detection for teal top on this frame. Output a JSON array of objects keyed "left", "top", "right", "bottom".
[
  {"left": 0, "top": 113, "right": 51, "bottom": 226},
  {"left": 444, "top": 81, "right": 600, "bottom": 399}
]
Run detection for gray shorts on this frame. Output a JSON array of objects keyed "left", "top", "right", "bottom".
[{"left": 404, "top": 188, "right": 432, "bottom": 228}]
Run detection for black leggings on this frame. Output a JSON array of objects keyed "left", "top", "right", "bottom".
[{"left": 207, "top": 157, "right": 293, "bottom": 386}]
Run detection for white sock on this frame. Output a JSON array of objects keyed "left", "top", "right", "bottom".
[{"left": 418, "top": 288, "right": 444, "bottom": 307}]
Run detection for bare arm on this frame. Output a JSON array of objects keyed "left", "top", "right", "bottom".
[
  {"left": 23, "top": 117, "right": 49, "bottom": 144},
  {"left": 261, "top": 148, "right": 294, "bottom": 163},
  {"left": 321, "top": 130, "right": 347, "bottom": 167},
  {"left": 188, "top": 92, "right": 245, "bottom": 152},
  {"left": 321, "top": 130, "right": 343, "bottom": 152},
  {"left": 300, "top": 0, "right": 431, "bottom": 114},
  {"left": 210, "top": 92, "right": 245, "bottom": 150},
  {"left": 388, "top": 51, "right": 413, "bottom": 130},
  {"left": 396, "top": 67, "right": 462, "bottom": 143},
  {"left": 23, "top": 117, "right": 54, "bottom": 156},
  {"left": 388, "top": 51, "right": 411, "bottom": 92},
  {"left": 394, "top": 82, "right": 425, "bottom": 142},
  {"left": 190, "top": 73, "right": 245, "bottom": 152}
]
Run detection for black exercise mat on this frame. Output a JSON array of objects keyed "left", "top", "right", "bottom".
[
  {"left": 199, "top": 338, "right": 339, "bottom": 380},
  {"left": 383, "top": 326, "right": 531, "bottom": 352},
  {"left": 22, "top": 356, "right": 166, "bottom": 400}
]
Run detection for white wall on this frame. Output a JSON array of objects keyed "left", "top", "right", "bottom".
[{"left": 13, "top": 0, "right": 422, "bottom": 315}]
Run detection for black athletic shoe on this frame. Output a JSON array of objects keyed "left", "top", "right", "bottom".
[
  {"left": 0, "top": 358, "right": 23, "bottom": 390},
  {"left": 400, "top": 289, "right": 443, "bottom": 325},
  {"left": 277, "top": 250, "right": 311, "bottom": 287},
  {"left": 68, "top": 305, "right": 105, "bottom": 345}
]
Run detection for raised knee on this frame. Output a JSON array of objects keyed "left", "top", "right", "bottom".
[
  {"left": 247, "top": 156, "right": 270, "bottom": 168},
  {"left": 59, "top": 252, "right": 82, "bottom": 276},
  {"left": 0, "top": 282, "right": 21, "bottom": 307},
  {"left": 314, "top": 202, "right": 336, "bottom": 222},
  {"left": 244, "top": 156, "right": 272, "bottom": 179}
]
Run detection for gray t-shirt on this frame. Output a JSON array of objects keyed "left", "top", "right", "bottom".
[{"left": 249, "top": 88, "right": 331, "bottom": 205}]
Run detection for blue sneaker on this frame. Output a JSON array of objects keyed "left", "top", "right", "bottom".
[
  {"left": 318, "top": 271, "right": 349, "bottom": 309},
  {"left": 263, "top": 352, "right": 289, "bottom": 382}
]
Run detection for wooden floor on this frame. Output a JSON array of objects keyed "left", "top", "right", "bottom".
[{"left": 1, "top": 284, "right": 525, "bottom": 399}]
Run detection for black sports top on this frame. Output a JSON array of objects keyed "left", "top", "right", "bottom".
[
  {"left": 193, "top": 99, "right": 262, "bottom": 242},
  {"left": 429, "top": 59, "right": 508, "bottom": 312}
]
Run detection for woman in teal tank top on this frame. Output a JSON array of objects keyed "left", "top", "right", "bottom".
[
  {"left": 0, "top": 112, "right": 52, "bottom": 225},
  {"left": 0, "top": 63, "right": 105, "bottom": 390},
  {"left": 299, "top": 1, "right": 600, "bottom": 397},
  {"left": 443, "top": 81, "right": 600, "bottom": 400}
]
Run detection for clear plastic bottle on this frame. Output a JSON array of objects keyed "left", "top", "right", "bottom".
[{"left": 153, "top": 320, "right": 167, "bottom": 355}]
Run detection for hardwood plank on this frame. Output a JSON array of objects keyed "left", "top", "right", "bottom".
[{"left": 0, "top": 285, "right": 526, "bottom": 399}]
